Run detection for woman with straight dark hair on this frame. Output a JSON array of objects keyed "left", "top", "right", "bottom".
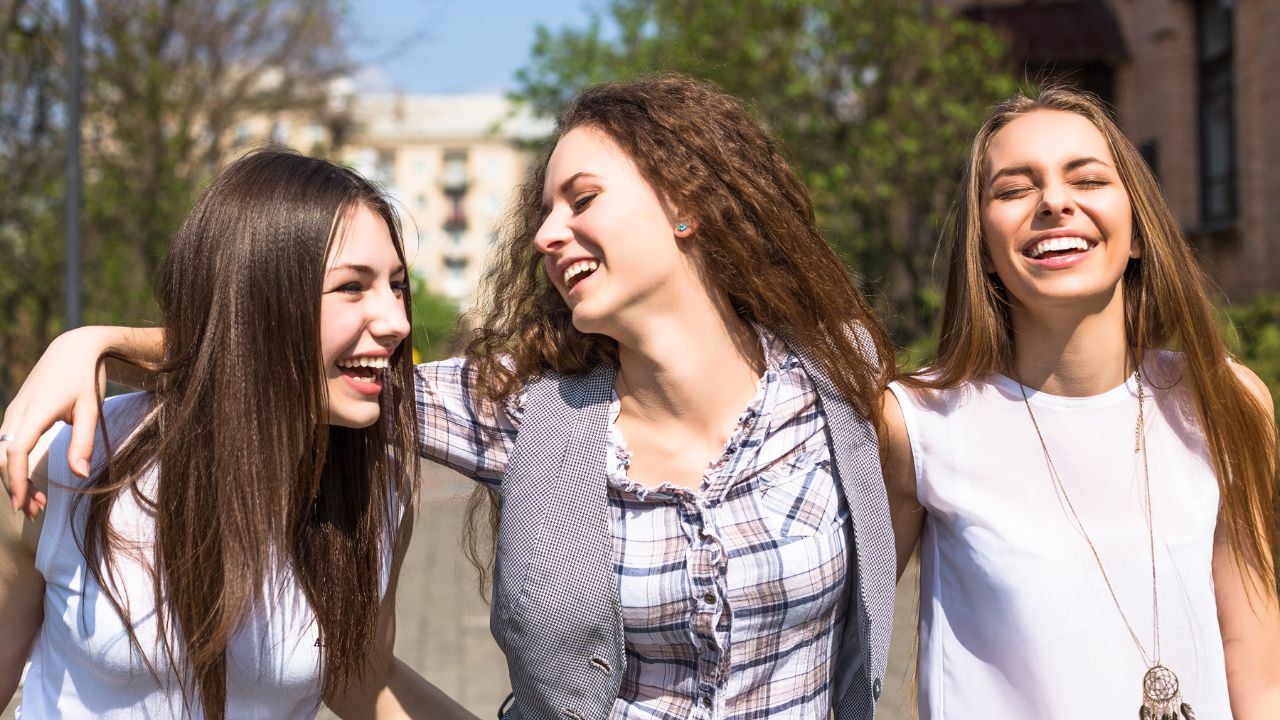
[
  {"left": 3, "top": 77, "right": 899, "bottom": 719},
  {"left": 0, "top": 150, "right": 474, "bottom": 718},
  {"left": 882, "top": 88, "right": 1279, "bottom": 718}
]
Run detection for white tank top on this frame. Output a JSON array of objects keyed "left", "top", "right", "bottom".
[
  {"left": 20, "top": 393, "right": 387, "bottom": 719},
  {"left": 888, "top": 351, "right": 1232, "bottom": 719}
]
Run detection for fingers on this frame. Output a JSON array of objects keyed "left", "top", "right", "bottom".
[
  {"left": 68, "top": 396, "right": 100, "bottom": 479},
  {"left": 0, "top": 399, "right": 28, "bottom": 514},
  {"left": 1, "top": 427, "right": 41, "bottom": 519}
]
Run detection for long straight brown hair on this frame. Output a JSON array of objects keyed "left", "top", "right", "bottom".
[
  {"left": 79, "top": 149, "right": 418, "bottom": 717},
  {"left": 913, "top": 87, "right": 1278, "bottom": 599},
  {"left": 462, "top": 75, "right": 895, "bottom": 580}
]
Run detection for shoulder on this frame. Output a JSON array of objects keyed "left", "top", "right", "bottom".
[
  {"left": 1147, "top": 350, "right": 1274, "bottom": 421},
  {"left": 888, "top": 374, "right": 985, "bottom": 414},
  {"left": 1227, "top": 359, "right": 1275, "bottom": 423}
]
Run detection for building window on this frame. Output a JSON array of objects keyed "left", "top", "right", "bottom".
[
  {"left": 374, "top": 150, "right": 396, "bottom": 186},
  {"left": 269, "top": 120, "right": 289, "bottom": 144},
  {"left": 1196, "top": 0, "right": 1237, "bottom": 225},
  {"left": 443, "top": 257, "right": 469, "bottom": 298},
  {"left": 1138, "top": 140, "right": 1160, "bottom": 182},
  {"left": 443, "top": 149, "right": 468, "bottom": 192}
]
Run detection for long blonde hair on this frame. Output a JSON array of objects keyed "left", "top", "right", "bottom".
[{"left": 913, "top": 87, "right": 1277, "bottom": 598}]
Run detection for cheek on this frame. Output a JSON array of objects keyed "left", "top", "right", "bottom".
[
  {"left": 318, "top": 299, "right": 357, "bottom": 364},
  {"left": 980, "top": 204, "right": 1022, "bottom": 251},
  {"left": 542, "top": 254, "right": 561, "bottom": 289}
]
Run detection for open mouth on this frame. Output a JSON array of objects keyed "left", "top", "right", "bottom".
[
  {"left": 1023, "top": 236, "right": 1093, "bottom": 260},
  {"left": 336, "top": 355, "right": 389, "bottom": 386},
  {"left": 563, "top": 259, "right": 599, "bottom": 290}
]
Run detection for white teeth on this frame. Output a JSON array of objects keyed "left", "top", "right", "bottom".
[
  {"left": 562, "top": 259, "right": 600, "bottom": 287},
  {"left": 337, "top": 356, "right": 389, "bottom": 370},
  {"left": 1027, "top": 236, "right": 1090, "bottom": 258}
]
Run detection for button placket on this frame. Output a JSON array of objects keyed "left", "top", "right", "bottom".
[{"left": 687, "top": 498, "right": 727, "bottom": 716}]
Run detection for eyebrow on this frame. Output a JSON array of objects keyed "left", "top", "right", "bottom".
[
  {"left": 326, "top": 263, "right": 406, "bottom": 277},
  {"left": 989, "top": 156, "right": 1112, "bottom": 186},
  {"left": 542, "top": 171, "right": 602, "bottom": 207}
]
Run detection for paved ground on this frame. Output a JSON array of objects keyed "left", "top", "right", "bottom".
[{"left": 4, "top": 463, "right": 920, "bottom": 719}]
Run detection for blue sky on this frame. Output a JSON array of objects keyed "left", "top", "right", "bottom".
[{"left": 346, "top": 0, "right": 599, "bottom": 94}]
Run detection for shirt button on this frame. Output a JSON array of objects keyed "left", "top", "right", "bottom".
[
  {"left": 873, "top": 677, "right": 883, "bottom": 700},
  {"left": 701, "top": 696, "right": 713, "bottom": 708},
  {"left": 702, "top": 592, "right": 716, "bottom": 604}
]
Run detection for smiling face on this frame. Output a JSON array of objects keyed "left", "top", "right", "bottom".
[
  {"left": 532, "top": 125, "right": 701, "bottom": 337},
  {"left": 319, "top": 205, "right": 411, "bottom": 428},
  {"left": 981, "top": 109, "right": 1138, "bottom": 312}
]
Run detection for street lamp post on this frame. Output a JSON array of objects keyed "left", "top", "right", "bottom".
[{"left": 64, "top": 0, "right": 82, "bottom": 329}]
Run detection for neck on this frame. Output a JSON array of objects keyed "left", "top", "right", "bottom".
[
  {"left": 612, "top": 290, "right": 764, "bottom": 430},
  {"left": 1010, "top": 283, "right": 1133, "bottom": 396}
]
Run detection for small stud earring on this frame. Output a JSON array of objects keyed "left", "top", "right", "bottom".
[{"left": 675, "top": 223, "right": 688, "bottom": 233}]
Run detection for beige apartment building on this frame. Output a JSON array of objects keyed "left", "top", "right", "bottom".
[
  {"left": 233, "top": 90, "right": 550, "bottom": 302},
  {"left": 946, "top": 0, "right": 1279, "bottom": 300}
]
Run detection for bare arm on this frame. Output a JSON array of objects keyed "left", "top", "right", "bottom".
[
  {"left": 0, "top": 326, "right": 163, "bottom": 517},
  {"left": 325, "top": 507, "right": 480, "bottom": 720},
  {"left": 0, "top": 426, "right": 57, "bottom": 709},
  {"left": 881, "top": 388, "right": 924, "bottom": 580},
  {"left": 1217, "top": 364, "right": 1280, "bottom": 718}
]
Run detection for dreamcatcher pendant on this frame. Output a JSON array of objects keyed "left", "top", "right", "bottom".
[{"left": 1138, "top": 665, "right": 1195, "bottom": 720}]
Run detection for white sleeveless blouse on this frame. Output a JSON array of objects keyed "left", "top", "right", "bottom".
[
  {"left": 19, "top": 393, "right": 353, "bottom": 719},
  {"left": 888, "top": 351, "right": 1232, "bottom": 719}
]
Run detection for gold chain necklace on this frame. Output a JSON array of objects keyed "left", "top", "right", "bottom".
[{"left": 1016, "top": 370, "right": 1197, "bottom": 720}]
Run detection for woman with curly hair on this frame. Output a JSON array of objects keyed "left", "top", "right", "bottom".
[{"left": 3, "top": 77, "right": 899, "bottom": 719}]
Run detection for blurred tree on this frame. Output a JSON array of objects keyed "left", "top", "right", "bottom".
[
  {"left": 515, "top": 0, "right": 1018, "bottom": 342},
  {"left": 410, "top": 276, "right": 459, "bottom": 363},
  {"left": 0, "top": 0, "right": 350, "bottom": 403},
  {"left": 0, "top": 1, "right": 67, "bottom": 403},
  {"left": 1222, "top": 295, "right": 1280, "bottom": 416}
]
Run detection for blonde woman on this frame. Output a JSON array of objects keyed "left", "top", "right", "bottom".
[{"left": 882, "top": 88, "right": 1279, "bottom": 718}]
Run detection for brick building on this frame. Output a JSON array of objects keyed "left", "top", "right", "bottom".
[{"left": 944, "top": 0, "right": 1278, "bottom": 300}]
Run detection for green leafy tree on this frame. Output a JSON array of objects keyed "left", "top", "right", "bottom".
[
  {"left": 410, "top": 276, "right": 459, "bottom": 363},
  {"left": 1222, "top": 295, "right": 1280, "bottom": 415},
  {"left": 515, "top": 0, "right": 1018, "bottom": 340},
  {"left": 0, "top": 2, "right": 67, "bottom": 402}
]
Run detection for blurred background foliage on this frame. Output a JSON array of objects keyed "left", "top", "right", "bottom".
[
  {"left": 411, "top": 276, "right": 459, "bottom": 363},
  {"left": 1221, "top": 295, "right": 1280, "bottom": 413}
]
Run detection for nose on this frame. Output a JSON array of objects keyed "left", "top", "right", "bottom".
[
  {"left": 1037, "top": 180, "right": 1075, "bottom": 218},
  {"left": 369, "top": 283, "right": 411, "bottom": 346},
  {"left": 533, "top": 207, "right": 571, "bottom": 255}
]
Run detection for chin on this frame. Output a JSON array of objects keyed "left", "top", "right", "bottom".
[
  {"left": 325, "top": 405, "right": 382, "bottom": 429},
  {"left": 568, "top": 301, "right": 610, "bottom": 336}
]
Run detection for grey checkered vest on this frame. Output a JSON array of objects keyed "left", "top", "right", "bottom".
[{"left": 491, "top": 347, "right": 895, "bottom": 720}]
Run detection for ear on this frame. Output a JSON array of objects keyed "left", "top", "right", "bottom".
[
  {"left": 1129, "top": 229, "right": 1144, "bottom": 259},
  {"left": 673, "top": 221, "right": 697, "bottom": 239}
]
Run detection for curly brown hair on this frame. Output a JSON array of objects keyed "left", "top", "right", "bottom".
[{"left": 461, "top": 75, "right": 894, "bottom": 586}]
